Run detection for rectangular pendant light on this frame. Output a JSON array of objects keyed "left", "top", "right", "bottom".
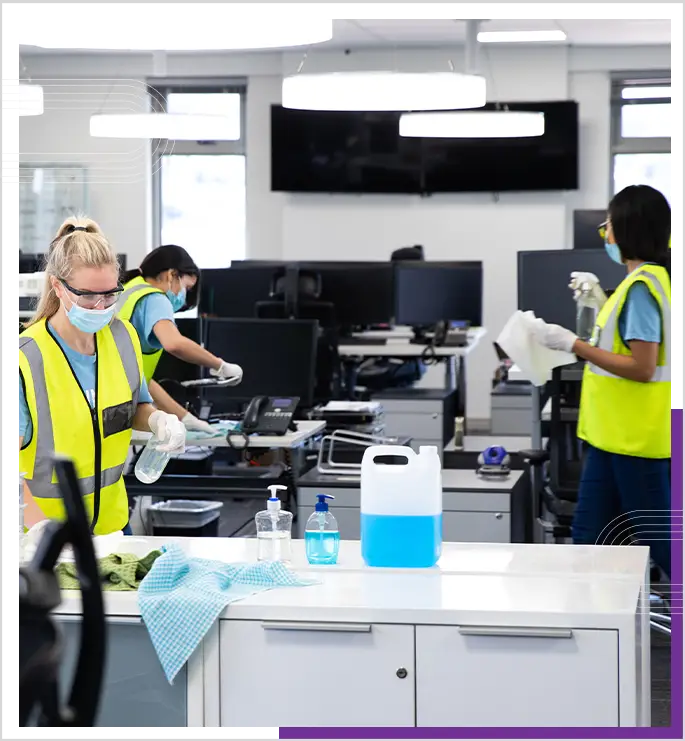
[
  {"left": 477, "top": 30, "right": 567, "bottom": 43},
  {"left": 399, "top": 111, "right": 545, "bottom": 138},
  {"left": 3, "top": 83, "right": 44, "bottom": 116}
]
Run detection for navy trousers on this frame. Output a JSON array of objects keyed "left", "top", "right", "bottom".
[{"left": 572, "top": 444, "right": 671, "bottom": 578}]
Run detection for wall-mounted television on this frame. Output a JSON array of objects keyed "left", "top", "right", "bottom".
[{"left": 271, "top": 101, "right": 579, "bottom": 195}]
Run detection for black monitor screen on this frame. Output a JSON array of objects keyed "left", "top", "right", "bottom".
[
  {"left": 517, "top": 249, "right": 625, "bottom": 330},
  {"left": 394, "top": 262, "right": 483, "bottom": 327},
  {"left": 203, "top": 318, "right": 318, "bottom": 406},
  {"left": 152, "top": 318, "right": 202, "bottom": 384},
  {"left": 300, "top": 262, "right": 395, "bottom": 326},
  {"left": 199, "top": 266, "right": 278, "bottom": 318},
  {"left": 573, "top": 209, "right": 606, "bottom": 250}
]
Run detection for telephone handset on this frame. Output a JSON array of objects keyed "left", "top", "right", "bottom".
[{"left": 241, "top": 396, "right": 300, "bottom": 436}]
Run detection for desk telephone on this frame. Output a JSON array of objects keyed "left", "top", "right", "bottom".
[{"left": 241, "top": 396, "right": 300, "bottom": 435}]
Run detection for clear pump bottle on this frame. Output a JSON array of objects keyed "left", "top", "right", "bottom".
[
  {"left": 255, "top": 485, "right": 293, "bottom": 562},
  {"left": 305, "top": 494, "right": 340, "bottom": 565}
]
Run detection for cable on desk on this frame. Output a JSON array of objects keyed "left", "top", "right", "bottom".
[
  {"left": 421, "top": 342, "right": 439, "bottom": 366},
  {"left": 283, "top": 448, "right": 298, "bottom": 514},
  {"left": 225, "top": 429, "right": 251, "bottom": 451}
]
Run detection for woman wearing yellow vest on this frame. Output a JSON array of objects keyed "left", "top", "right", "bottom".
[
  {"left": 533, "top": 185, "right": 671, "bottom": 577},
  {"left": 117, "top": 245, "right": 242, "bottom": 434},
  {"left": 20, "top": 218, "right": 187, "bottom": 535}
]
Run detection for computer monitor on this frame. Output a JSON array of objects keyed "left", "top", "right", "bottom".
[
  {"left": 394, "top": 262, "right": 483, "bottom": 327},
  {"left": 199, "top": 266, "right": 278, "bottom": 318},
  {"left": 299, "top": 262, "right": 395, "bottom": 327},
  {"left": 152, "top": 318, "right": 202, "bottom": 385},
  {"left": 517, "top": 249, "right": 625, "bottom": 330},
  {"left": 203, "top": 317, "right": 318, "bottom": 407},
  {"left": 19, "top": 253, "right": 44, "bottom": 273},
  {"left": 573, "top": 210, "right": 606, "bottom": 250}
]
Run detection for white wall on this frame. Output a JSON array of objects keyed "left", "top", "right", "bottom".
[{"left": 20, "top": 44, "right": 669, "bottom": 422}]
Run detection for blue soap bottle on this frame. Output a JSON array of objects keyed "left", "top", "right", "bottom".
[{"left": 305, "top": 494, "right": 340, "bottom": 565}]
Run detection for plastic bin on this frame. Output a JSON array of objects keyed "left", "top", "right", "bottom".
[{"left": 148, "top": 500, "right": 223, "bottom": 537}]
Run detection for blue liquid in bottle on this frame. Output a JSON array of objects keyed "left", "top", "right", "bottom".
[
  {"left": 305, "top": 530, "right": 340, "bottom": 565},
  {"left": 361, "top": 513, "right": 442, "bottom": 568}
]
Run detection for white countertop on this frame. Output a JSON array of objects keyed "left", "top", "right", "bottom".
[
  {"left": 52, "top": 537, "right": 648, "bottom": 628},
  {"left": 130, "top": 419, "right": 325, "bottom": 449},
  {"left": 338, "top": 327, "right": 486, "bottom": 358}
]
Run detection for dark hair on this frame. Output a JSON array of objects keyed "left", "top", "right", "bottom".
[
  {"left": 391, "top": 245, "right": 425, "bottom": 262},
  {"left": 608, "top": 185, "right": 670, "bottom": 279},
  {"left": 124, "top": 244, "right": 201, "bottom": 309}
]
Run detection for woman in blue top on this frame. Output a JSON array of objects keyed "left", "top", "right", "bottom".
[
  {"left": 533, "top": 185, "right": 671, "bottom": 577},
  {"left": 119, "top": 245, "right": 242, "bottom": 433}
]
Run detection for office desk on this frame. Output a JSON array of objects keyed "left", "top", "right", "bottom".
[
  {"left": 338, "top": 328, "right": 486, "bottom": 422},
  {"left": 125, "top": 421, "right": 326, "bottom": 507},
  {"left": 53, "top": 537, "right": 650, "bottom": 728},
  {"left": 130, "top": 420, "right": 326, "bottom": 450}
]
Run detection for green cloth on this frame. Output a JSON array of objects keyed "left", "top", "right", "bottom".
[{"left": 57, "top": 550, "right": 162, "bottom": 592}]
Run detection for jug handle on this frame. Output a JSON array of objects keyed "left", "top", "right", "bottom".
[{"left": 363, "top": 445, "right": 415, "bottom": 464}]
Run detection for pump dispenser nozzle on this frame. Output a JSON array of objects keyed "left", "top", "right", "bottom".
[
  {"left": 267, "top": 484, "right": 288, "bottom": 512},
  {"left": 315, "top": 493, "right": 335, "bottom": 512}
]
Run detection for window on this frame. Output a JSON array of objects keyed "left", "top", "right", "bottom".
[
  {"left": 610, "top": 76, "right": 671, "bottom": 204},
  {"left": 151, "top": 81, "right": 247, "bottom": 268}
]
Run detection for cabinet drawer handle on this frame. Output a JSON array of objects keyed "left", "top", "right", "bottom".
[
  {"left": 261, "top": 621, "right": 372, "bottom": 633},
  {"left": 458, "top": 626, "right": 573, "bottom": 639},
  {"left": 56, "top": 614, "right": 142, "bottom": 626}
]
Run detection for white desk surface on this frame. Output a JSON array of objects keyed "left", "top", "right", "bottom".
[
  {"left": 53, "top": 537, "right": 647, "bottom": 628},
  {"left": 444, "top": 434, "right": 533, "bottom": 453},
  {"left": 338, "top": 327, "right": 487, "bottom": 358},
  {"left": 129, "top": 419, "right": 325, "bottom": 450},
  {"left": 303, "top": 469, "right": 524, "bottom": 491}
]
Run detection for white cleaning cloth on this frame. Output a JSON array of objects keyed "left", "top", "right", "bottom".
[{"left": 497, "top": 310, "right": 577, "bottom": 387}]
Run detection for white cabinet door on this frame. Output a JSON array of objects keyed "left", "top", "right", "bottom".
[
  {"left": 416, "top": 625, "right": 619, "bottom": 727},
  {"left": 220, "top": 621, "right": 415, "bottom": 727}
]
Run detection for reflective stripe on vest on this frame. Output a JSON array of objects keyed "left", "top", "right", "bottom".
[
  {"left": 20, "top": 319, "right": 140, "bottom": 509},
  {"left": 587, "top": 269, "right": 671, "bottom": 382},
  {"left": 116, "top": 277, "right": 165, "bottom": 381}
]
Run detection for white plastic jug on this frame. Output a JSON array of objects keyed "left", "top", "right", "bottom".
[{"left": 360, "top": 445, "right": 442, "bottom": 568}]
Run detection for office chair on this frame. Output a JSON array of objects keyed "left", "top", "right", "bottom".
[{"left": 255, "top": 266, "right": 340, "bottom": 403}]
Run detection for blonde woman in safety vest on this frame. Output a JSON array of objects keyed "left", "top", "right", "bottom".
[
  {"left": 117, "top": 245, "right": 242, "bottom": 434},
  {"left": 20, "top": 218, "right": 187, "bottom": 535},
  {"left": 533, "top": 185, "right": 671, "bottom": 578}
]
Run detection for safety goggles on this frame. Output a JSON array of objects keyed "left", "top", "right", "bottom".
[
  {"left": 60, "top": 279, "right": 124, "bottom": 309},
  {"left": 597, "top": 220, "right": 609, "bottom": 241}
]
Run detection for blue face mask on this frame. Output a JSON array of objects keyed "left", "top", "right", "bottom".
[
  {"left": 166, "top": 284, "right": 187, "bottom": 312},
  {"left": 604, "top": 241, "right": 623, "bottom": 265},
  {"left": 65, "top": 301, "right": 115, "bottom": 333}
]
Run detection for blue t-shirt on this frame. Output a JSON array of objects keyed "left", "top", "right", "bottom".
[
  {"left": 128, "top": 293, "right": 176, "bottom": 354},
  {"left": 20, "top": 326, "right": 153, "bottom": 443},
  {"left": 618, "top": 281, "right": 663, "bottom": 345}
]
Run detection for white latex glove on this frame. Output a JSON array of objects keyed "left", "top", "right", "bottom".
[
  {"left": 181, "top": 412, "right": 216, "bottom": 435},
  {"left": 569, "top": 271, "right": 607, "bottom": 308},
  {"left": 148, "top": 410, "right": 186, "bottom": 454},
  {"left": 531, "top": 319, "right": 578, "bottom": 354},
  {"left": 210, "top": 360, "right": 243, "bottom": 386}
]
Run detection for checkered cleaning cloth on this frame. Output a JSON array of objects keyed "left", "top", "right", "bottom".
[{"left": 138, "top": 542, "right": 319, "bottom": 683}]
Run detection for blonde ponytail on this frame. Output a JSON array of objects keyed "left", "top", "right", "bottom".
[{"left": 25, "top": 215, "right": 119, "bottom": 327}]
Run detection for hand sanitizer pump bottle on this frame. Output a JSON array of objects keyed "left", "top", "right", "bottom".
[
  {"left": 255, "top": 484, "right": 293, "bottom": 562},
  {"left": 305, "top": 494, "right": 340, "bottom": 565}
]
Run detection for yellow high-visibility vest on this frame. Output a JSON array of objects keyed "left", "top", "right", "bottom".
[
  {"left": 20, "top": 318, "right": 144, "bottom": 534},
  {"left": 578, "top": 264, "right": 671, "bottom": 459},
  {"left": 117, "top": 275, "right": 165, "bottom": 381}
]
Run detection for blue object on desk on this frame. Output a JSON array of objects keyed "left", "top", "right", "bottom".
[{"left": 138, "top": 542, "right": 319, "bottom": 683}]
